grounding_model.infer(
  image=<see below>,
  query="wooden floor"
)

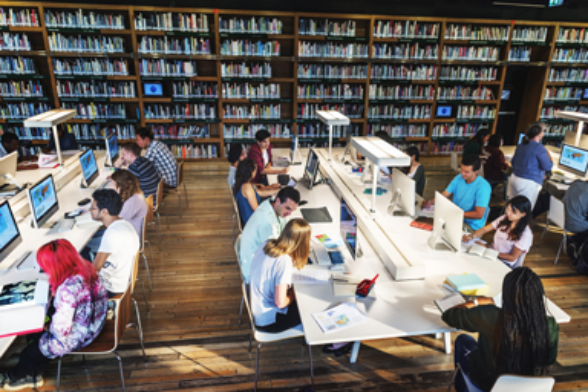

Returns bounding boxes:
[2,158,588,391]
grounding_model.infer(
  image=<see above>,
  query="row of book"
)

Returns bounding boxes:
[220,40,280,57]
[134,12,210,32]
[298,42,368,58]
[439,66,498,81]
[61,103,127,119]
[298,103,363,118]
[221,62,271,78]
[168,144,218,159]
[173,82,217,98]
[0,56,36,74]
[552,48,588,63]
[1,33,30,51]
[56,81,136,98]
[368,85,435,100]
[223,104,280,119]
[544,124,574,136]
[139,37,210,54]
[544,87,584,100]
[368,124,427,138]
[152,125,209,139]
[19,146,42,156]
[297,84,364,99]
[456,105,496,119]
[45,9,125,29]
[48,34,124,53]
[512,27,548,42]
[223,124,292,139]
[0,8,39,26]
[298,64,368,79]
[54,58,129,76]
[66,124,135,140]
[432,123,485,138]
[557,28,588,44]
[431,141,464,154]
[508,47,531,62]
[365,138,428,154]
[0,103,51,119]
[367,104,431,119]
[144,104,216,119]
[372,43,438,60]
[373,21,439,39]
[548,68,588,82]
[140,59,197,77]
[371,64,437,81]
[219,17,282,34]
[222,83,280,99]
[297,124,359,138]
[540,106,588,118]
[444,24,509,41]
[437,86,495,100]
[442,46,500,61]
[3,126,47,140]
[0,80,43,97]
[299,19,356,37]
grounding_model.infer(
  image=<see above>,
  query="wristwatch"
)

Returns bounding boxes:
[473,298,479,307]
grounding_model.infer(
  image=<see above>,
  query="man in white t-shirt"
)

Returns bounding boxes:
[89,189,140,297]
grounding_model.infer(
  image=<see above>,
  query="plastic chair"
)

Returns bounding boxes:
[164,160,188,219]
[491,374,555,391]
[241,282,313,391]
[230,183,243,243]
[540,195,569,265]
[234,235,245,326]
[140,195,154,292]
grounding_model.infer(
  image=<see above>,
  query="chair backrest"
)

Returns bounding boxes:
[154,178,165,212]
[241,282,256,332]
[145,195,154,226]
[548,195,566,230]
[451,151,461,172]
[113,282,133,348]
[231,185,243,233]
[177,160,184,188]
[131,251,140,294]
[490,375,555,392]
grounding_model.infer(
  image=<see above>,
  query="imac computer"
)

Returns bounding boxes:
[388,168,416,217]
[26,174,59,229]
[341,198,360,260]
[0,152,23,194]
[427,191,464,252]
[558,144,588,177]
[300,148,321,190]
[0,200,22,262]
[105,133,119,167]
[79,149,100,188]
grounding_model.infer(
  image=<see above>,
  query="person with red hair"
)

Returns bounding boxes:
[1,239,108,391]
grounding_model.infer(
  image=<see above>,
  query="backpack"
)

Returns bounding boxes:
[572,236,588,275]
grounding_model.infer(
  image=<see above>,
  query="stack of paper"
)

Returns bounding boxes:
[312,302,367,334]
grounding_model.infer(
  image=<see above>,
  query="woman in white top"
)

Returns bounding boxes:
[227,143,247,188]
[249,218,311,333]
[109,169,148,238]
[465,195,533,268]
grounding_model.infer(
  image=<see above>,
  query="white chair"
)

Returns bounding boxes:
[540,195,570,265]
[491,374,555,391]
[241,282,313,391]
[448,152,461,184]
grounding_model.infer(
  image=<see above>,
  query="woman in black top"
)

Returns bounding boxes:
[463,128,491,159]
[402,146,426,197]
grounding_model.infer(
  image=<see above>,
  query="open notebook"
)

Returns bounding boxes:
[467,243,499,261]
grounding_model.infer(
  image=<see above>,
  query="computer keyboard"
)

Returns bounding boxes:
[16,251,37,271]
[97,179,111,190]
[48,218,75,234]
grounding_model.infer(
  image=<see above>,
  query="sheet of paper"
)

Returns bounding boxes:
[292,269,330,284]
[288,178,297,187]
[333,282,357,297]
[312,302,367,334]
[434,293,465,313]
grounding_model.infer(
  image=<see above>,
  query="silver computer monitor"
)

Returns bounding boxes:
[340,198,358,260]
[26,174,59,229]
[428,191,464,252]
[0,200,22,262]
[0,152,22,190]
[389,168,416,217]
[79,149,99,187]
[105,133,119,167]
[559,143,588,177]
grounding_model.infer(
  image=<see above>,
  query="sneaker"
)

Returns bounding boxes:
[4,375,43,391]
[0,373,8,387]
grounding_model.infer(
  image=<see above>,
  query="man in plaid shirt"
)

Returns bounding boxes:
[135,127,178,187]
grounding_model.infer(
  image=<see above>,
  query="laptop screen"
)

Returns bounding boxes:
[559,144,588,176]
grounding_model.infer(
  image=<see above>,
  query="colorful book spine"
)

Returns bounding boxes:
[45,9,125,29]
[0,80,43,97]
[138,36,210,54]
[172,82,217,98]
[439,66,498,81]
[56,81,136,98]
[437,86,494,100]
[512,27,548,42]
[222,83,280,99]
[139,59,197,76]
[135,12,209,32]
[298,64,368,79]
[297,103,363,118]
[221,62,271,78]
[297,124,359,138]
[368,124,427,138]
[0,33,31,51]
[369,84,435,100]
[0,56,36,74]
[372,43,438,59]
[0,103,52,119]
[444,24,509,41]
[152,125,209,139]
[223,104,281,119]
[224,124,291,139]
[144,104,216,119]
[220,40,280,56]
[370,64,437,80]
[297,84,363,99]
[442,46,500,61]
[373,20,439,38]
[298,41,368,58]
[61,102,127,119]
[368,104,431,119]
[53,58,129,75]
[0,8,39,27]
[299,19,356,36]
[219,17,283,34]
[48,33,124,53]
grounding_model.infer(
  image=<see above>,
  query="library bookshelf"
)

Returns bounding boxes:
[0,2,583,160]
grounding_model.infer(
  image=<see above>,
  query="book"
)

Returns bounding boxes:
[0,279,49,311]
[434,292,466,313]
[467,243,499,261]
[445,273,488,295]
[312,302,367,333]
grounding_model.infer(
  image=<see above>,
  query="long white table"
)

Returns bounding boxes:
[282,147,570,363]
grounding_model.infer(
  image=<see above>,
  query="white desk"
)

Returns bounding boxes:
[285,148,570,363]
[0,154,110,358]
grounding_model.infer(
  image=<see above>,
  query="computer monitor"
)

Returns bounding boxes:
[501,90,511,100]
[340,198,357,260]
[0,200,22,262]
[26,174,59,229]
[427,191,464,252]
[389,168,416,217]
[143,82,163,97]
[436,105,452,118]
[559,144,588,177]
[0,151,22,190]
[105,133,119,166]
[304,148,320,189]
[79,149,99,187]
[518,133,526,145]
[584,88,588,99]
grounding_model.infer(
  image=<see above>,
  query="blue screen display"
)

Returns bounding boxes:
[436,105,452,118]
[79,149,98,183]
[143,83,163,96]
[108,134,118,160]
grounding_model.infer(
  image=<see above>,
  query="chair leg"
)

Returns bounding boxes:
[155,213,162,249]
[142,253,152,292]
[140,279,150,312]
[113,351,126,392]
[254,343,262,392]
[232,213,236,244]
[238,295,244,326]
[540,221,549,241]
[555,237,565,265]
[56,357,62,392]
[248,334,253,353]
[146,240,155,272]
[131,299,146,357]
[183,183,189,208]
[308,344,314,387]
[177,191,182,219]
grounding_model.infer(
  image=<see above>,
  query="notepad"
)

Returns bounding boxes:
[467,243,499,261]
[434,292,466,313]
[445,273,488,295]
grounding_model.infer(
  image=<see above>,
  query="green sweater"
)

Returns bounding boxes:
[442,305,559,391]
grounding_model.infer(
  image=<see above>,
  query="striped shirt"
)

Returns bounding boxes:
[127,157,161,205]
[145,140,178,187]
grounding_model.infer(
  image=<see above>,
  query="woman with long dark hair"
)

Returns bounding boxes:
[233,158,279,225]
[465,195,533,268]
[483,134,510,188]
[443,267,559,392]
[402,146,426,197]
[227,143,247,187]
[463,128,491,159]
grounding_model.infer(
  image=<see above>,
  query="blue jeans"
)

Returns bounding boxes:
[454,334,479,392]
[81,229,105,261]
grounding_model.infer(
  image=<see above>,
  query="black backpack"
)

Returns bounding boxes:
[572,237,588,275]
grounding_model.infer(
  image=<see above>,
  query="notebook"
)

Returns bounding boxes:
[445,273,488,295]
[301,207,333,223]
[467,243,499,261]
[434,292,466,313]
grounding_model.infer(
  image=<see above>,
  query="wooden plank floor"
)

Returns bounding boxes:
[2,158,588,391]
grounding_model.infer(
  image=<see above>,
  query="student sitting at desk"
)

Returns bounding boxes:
[483,134,510,189]
[464,196,533,268]
[1,239,107,391]
[250,218,311,333]
[442,267,559,392]
[233,159,280,226]
[135,127,178,187]
[563,180,588,256]
[227,142,247,188]
[423,155,491,232]
[41,128,78,153]
[508,122,553,208]
[248,129,288,185]
[0,132,19,158]
[462,128,490,159]
[239,187,300,284]
[402,146,426,197]
[109,170,148,238]
[118,143,161,205]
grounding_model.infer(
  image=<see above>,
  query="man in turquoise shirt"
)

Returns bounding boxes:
[424,154,491,231]
[238,187,300,283]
